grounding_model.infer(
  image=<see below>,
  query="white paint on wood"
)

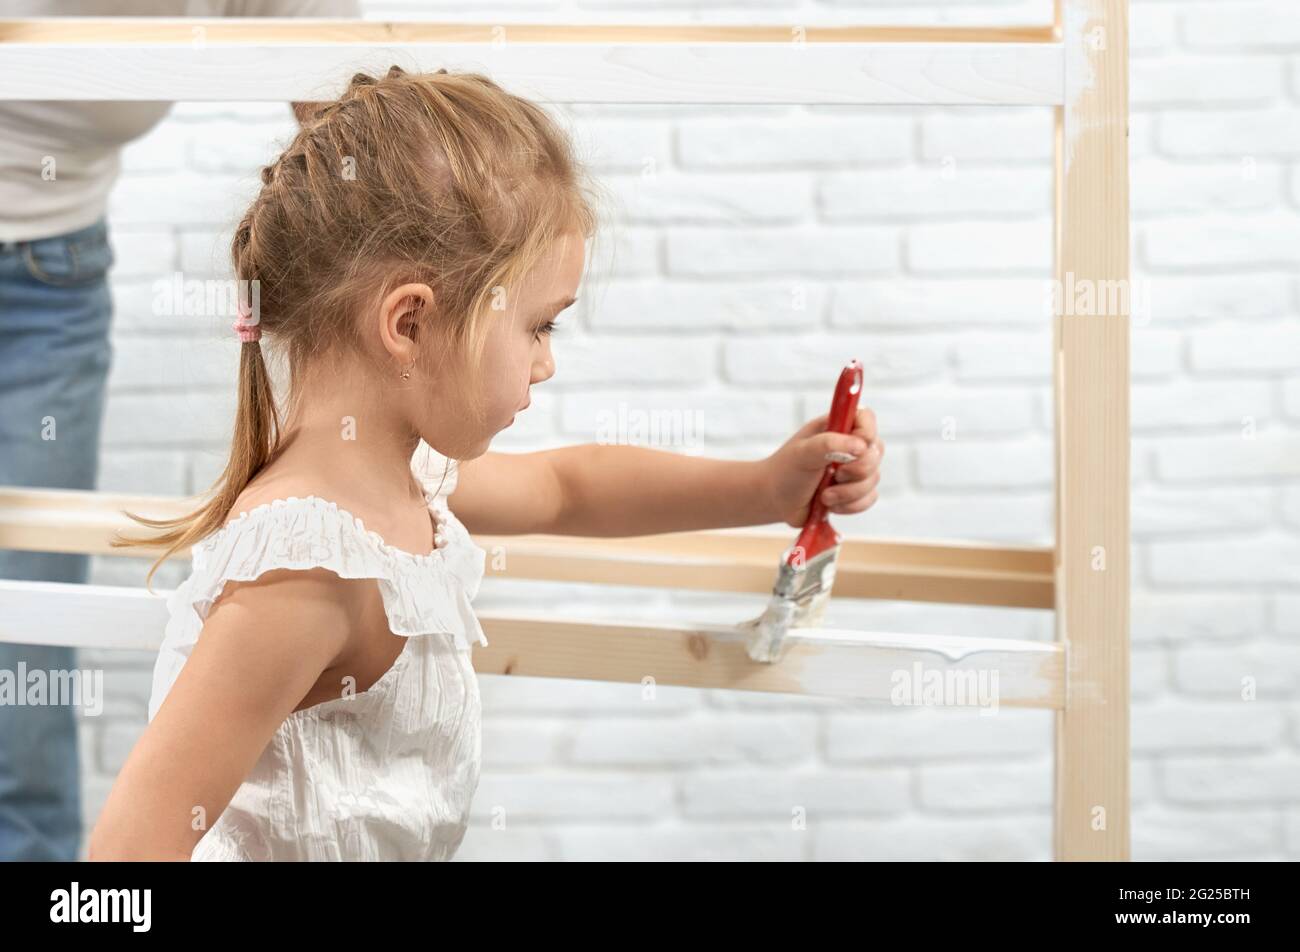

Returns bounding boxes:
[0,40,1065,105]
[0,580,1065,707]
[1061,0,1099,175]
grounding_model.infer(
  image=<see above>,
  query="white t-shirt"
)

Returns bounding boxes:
[0,0,361,243]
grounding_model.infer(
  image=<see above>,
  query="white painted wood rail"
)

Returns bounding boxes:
[0,580,1065,709]
[0,0,1129,860]
[0,20,1065,105]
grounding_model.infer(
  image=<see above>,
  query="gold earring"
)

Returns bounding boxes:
[400,359,414,380]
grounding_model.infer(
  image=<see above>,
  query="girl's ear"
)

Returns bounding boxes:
[396,301,421,344]
[383,282,435,349]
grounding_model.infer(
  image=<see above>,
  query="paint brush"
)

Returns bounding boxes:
[744,359,863,663]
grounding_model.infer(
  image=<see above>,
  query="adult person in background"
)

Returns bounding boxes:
[0,0,361,862]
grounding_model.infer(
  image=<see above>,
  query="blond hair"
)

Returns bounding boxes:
[113,65,601,589]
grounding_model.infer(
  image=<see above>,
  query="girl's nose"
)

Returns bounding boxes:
[532,353,555,384]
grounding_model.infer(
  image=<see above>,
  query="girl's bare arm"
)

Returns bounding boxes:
[452,446,774,537]
[449,409,881,537]
[88,567,356,861]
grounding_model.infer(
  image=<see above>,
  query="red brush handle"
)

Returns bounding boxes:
[786,359,863,566]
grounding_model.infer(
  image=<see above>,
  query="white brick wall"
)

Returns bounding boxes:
[71,0,1300,861]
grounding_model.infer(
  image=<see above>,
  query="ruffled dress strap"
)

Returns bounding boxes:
[166,489,488,653]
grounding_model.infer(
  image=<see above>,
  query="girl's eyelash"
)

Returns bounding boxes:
[535,320,558,338]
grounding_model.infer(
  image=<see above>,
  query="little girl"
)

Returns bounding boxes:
[88,66,883,861]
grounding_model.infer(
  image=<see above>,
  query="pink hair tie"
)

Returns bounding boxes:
[232,299,261,343]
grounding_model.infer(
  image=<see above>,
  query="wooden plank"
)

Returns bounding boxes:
[0,487,1054,608]
[0,580,1065,708]
[477,531,1054,608]
[1052,0,1131,861]
[477,616,1064,708]
[0,18,1065,105]
[0,20,1059,45]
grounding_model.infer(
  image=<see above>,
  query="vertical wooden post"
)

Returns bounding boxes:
[1052,0,1131,860]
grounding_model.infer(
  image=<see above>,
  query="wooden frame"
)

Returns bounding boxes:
[0,20,1065,105]
[0,0,1129,861]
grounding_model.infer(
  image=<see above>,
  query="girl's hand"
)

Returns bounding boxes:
[758,408,884,529]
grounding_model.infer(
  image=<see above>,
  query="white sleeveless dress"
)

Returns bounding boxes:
[146,445,489,862]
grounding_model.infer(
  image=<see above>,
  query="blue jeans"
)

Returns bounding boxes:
[0,217,114,861]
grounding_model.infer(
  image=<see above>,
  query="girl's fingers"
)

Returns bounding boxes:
[798,406,877,444]
[834,454,877,481]
[822,470,881,505]
[833,440,882,481]
[795,412,831,438]
[826,489,879,515]
[816,432,868,467]
[853,408,878,442]
[848,426,880,449]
